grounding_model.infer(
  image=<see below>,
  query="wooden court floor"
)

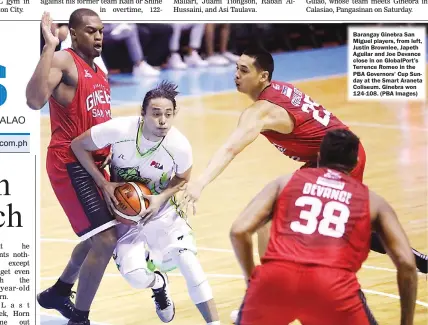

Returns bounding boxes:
[40,74,428,325]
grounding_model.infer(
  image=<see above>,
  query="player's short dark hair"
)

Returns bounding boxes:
[141,80,179,115]
[319,129,359,172]
[69,8,99,30]
[242,46,274,81]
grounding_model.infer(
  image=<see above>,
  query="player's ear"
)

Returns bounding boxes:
[69,28,77,39]
[261,70,269,83]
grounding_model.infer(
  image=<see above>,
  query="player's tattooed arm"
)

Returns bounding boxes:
[230,174,291,282]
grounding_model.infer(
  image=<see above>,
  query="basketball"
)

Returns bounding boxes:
[113,182,151,223]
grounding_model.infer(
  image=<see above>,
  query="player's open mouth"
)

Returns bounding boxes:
[94,44,102,52]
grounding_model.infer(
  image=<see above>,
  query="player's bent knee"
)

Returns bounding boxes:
[122,268,155,289]
[174,250,213,304]
[189,278,213,305]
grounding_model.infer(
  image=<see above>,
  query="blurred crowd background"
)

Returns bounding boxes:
[43,23,422,77]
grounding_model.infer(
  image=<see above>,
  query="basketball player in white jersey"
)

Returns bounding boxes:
[70,81,221,325]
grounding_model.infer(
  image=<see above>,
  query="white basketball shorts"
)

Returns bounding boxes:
[113,208,196,274]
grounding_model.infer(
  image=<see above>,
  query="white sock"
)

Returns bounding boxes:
[207,322,220,325]
[151,272,165,290]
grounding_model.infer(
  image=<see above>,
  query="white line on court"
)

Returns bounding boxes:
[40,237,426,276]
[362,290,428,308]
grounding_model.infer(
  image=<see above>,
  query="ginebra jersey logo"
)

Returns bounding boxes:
[273,142,300,161]
[84,69,92,78]
[324,169,342,180]
[86,89,111,118]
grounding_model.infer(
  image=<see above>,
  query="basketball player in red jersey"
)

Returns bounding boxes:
[26,10,119,325]
[230,129,417,325]
[181,46,428,275]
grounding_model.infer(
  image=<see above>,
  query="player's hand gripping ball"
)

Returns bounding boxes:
[112,182,151,225]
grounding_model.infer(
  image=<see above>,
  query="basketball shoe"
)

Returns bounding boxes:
[151,271,175,323]
[37,286,75,319]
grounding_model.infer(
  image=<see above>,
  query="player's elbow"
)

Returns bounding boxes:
[230,221,247,239]
[25,90,47,110]
[70,136,88,155]
[396,253,417,274]
[391,244,417,274]
[70,137,82,155]
[26,97,45,110]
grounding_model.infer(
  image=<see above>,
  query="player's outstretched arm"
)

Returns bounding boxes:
[198,103,267,187]
[230,175,290,282]
[26,12,63,110]
[181,102,269,213]
[370,191,417,325]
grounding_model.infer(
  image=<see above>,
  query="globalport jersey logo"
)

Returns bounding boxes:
[0,65,6,107]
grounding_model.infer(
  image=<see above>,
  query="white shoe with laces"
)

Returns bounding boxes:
[151,271,175,323]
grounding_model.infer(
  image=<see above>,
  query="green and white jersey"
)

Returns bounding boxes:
[90,116,192,219]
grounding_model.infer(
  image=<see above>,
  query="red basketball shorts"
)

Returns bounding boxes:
[236,261,378,325]
[301,142,366,182]
[46,149,117,240]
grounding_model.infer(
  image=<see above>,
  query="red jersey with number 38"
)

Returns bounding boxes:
[259,81,348,163]
[262,168,371,273]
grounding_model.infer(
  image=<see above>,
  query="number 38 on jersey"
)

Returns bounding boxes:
[290,196,350,239]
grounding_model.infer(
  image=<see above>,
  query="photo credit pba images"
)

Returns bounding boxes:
[0,2,427,325]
